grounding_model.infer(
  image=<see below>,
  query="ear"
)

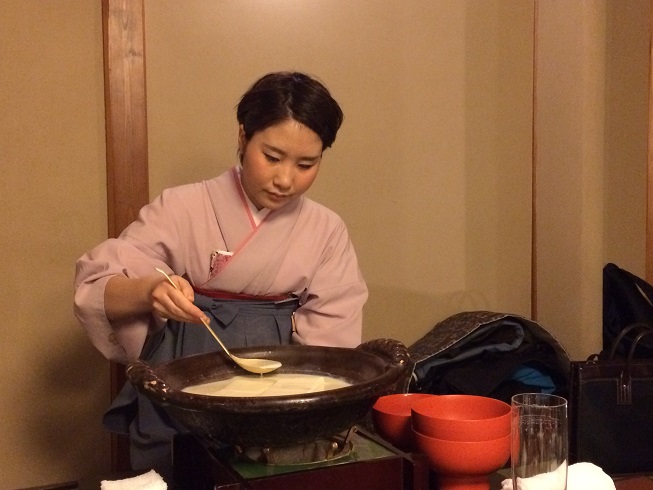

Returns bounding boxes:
[238,125,247,154]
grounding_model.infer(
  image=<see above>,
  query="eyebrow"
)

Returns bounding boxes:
[262,143,322,162]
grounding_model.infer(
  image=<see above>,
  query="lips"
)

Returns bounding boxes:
[267,191,290,201]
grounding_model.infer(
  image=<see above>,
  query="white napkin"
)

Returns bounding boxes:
[501,462,615,490]
[100,469,168,490]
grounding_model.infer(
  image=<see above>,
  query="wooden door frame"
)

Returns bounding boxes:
[645,0,653,283]
[531,0,539,319]
[102,0,148,471]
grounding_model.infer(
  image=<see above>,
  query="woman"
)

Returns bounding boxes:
[74,72,368,474]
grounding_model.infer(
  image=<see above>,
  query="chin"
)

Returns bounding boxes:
[266,202,290,212]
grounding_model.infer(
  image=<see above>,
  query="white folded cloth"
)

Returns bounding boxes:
[501,462,615,490]
[100,469,168,490]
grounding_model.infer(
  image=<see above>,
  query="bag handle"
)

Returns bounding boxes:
[626,329,653,362]
[609,322,653,359]
[618,329,653,404]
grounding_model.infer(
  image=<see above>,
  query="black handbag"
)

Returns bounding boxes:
[603,262,653,356]
[569,323,653,476]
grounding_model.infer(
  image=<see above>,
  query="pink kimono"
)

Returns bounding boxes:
[75,166,368,472]
[74,166,368,364]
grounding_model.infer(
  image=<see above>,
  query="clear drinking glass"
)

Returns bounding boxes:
[511,393,568,490]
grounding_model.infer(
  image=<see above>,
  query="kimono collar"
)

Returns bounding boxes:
[235,165,270,226]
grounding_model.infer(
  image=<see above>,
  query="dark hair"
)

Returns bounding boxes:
[236,72,344,150]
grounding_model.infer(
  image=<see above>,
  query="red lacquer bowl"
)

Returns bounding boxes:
[411,394,510,442]
[413,427,511,490]
[371,393,433,450]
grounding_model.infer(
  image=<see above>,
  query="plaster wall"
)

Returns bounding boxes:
[145,0,535,348]
[1,1,110,487]
[534,1,650,359]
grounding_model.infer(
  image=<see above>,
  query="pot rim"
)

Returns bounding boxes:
[128,342,409,413]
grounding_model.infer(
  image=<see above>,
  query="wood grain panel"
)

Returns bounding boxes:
[648,0,653,282]
[103,0,149,237]
[102,0,148,471]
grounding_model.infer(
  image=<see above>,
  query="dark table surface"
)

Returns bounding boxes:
[22,473,653,490]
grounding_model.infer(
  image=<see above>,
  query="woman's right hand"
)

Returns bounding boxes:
[104,273,208,325]
[150,273,207,324]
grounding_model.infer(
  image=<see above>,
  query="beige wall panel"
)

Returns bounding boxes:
[0,1,110,487]
[604,1,650,271]
[145,0,534,347]
[535,2,604,362]
[535,1,649,360]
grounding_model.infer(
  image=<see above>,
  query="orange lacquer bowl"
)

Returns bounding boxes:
[412,428,510,489]
[371,393,433,450]
[411,394,510,441]
[413,429,510,475]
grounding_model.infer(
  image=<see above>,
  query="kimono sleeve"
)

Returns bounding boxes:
[292,220,368,348]
[73,190,190,363]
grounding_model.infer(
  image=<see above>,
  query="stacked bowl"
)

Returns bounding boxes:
[371,393,432,451]
[372,393,511,490]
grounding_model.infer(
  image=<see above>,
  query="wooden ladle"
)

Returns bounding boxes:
[155,268,282,375]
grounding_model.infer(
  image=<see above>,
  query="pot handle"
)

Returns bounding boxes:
[357,338,410,366]
[126,359,171,400]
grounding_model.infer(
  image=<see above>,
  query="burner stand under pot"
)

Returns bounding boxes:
[235,429,354,466]
[172,426,430,490]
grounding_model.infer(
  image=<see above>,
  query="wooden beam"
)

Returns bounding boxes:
[103,0,149,238]
[101,0,148,471]
[648,0,653,282]
[531,0,539,319]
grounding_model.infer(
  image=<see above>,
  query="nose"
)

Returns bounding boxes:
[272,163,293,191]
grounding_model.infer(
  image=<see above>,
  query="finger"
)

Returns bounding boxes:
[167,276,203,318]
[176,277,196,302]
[152,286,193,321]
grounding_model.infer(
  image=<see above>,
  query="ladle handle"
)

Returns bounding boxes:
[199,316,234,358]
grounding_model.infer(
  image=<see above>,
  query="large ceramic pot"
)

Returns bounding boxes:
[127,338,411,449]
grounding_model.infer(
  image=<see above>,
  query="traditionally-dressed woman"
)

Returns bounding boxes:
[74,72,368,475]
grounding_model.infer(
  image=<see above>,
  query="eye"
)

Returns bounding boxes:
[264,153,280,163]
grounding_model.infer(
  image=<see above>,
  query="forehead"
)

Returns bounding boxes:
[253,119,322,153]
